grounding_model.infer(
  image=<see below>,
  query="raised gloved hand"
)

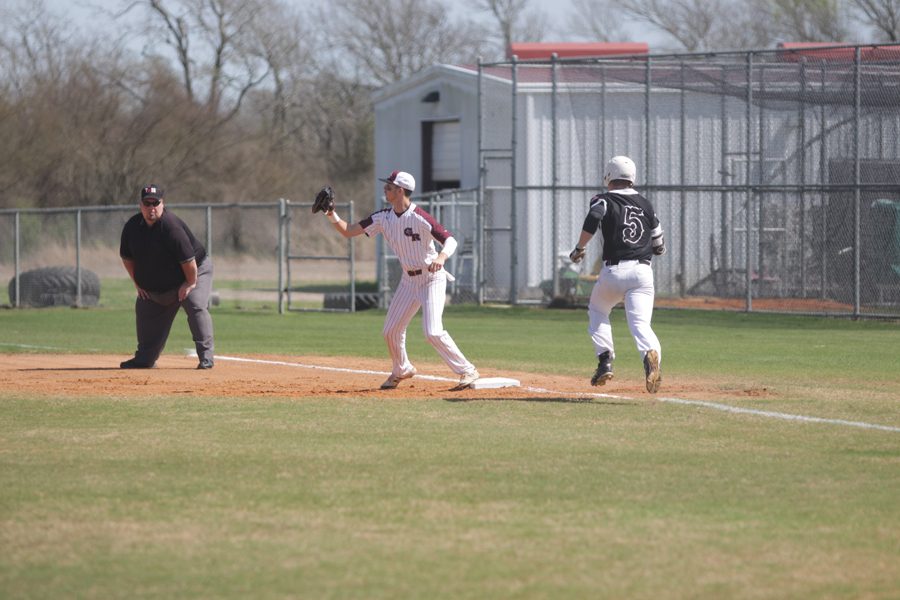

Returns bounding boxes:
[312,186,335,214]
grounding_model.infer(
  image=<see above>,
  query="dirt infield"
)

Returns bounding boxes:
[0,353,767,402]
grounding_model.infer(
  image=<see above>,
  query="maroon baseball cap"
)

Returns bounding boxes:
[140,184,164,201]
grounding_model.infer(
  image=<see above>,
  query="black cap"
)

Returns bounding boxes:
[141,184,164,201]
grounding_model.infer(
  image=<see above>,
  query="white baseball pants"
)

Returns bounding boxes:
[382,270,475,376]
[587,260,661,363]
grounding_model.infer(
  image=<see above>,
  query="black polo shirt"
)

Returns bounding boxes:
[120,210,207,292]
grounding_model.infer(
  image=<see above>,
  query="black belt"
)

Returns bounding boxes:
[605,258,651,266]
[407,269,423,276]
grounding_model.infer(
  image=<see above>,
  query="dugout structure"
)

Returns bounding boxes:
[374,42,900,317]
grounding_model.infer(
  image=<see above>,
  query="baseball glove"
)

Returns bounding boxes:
[312,186,335,214]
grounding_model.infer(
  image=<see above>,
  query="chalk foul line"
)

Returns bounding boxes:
[214,355,900,433]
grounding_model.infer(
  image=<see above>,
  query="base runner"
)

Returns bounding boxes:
[314,170,480,390]
[569,156,665,393]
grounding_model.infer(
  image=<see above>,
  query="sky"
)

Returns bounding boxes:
[40,0,627,47]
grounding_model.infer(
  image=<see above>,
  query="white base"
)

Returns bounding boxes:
[470,377,520,390]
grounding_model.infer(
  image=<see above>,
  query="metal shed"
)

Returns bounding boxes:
[374,44,900,317]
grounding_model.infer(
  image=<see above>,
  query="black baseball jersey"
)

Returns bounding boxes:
[120,210,207,292]
[581,189,662,262]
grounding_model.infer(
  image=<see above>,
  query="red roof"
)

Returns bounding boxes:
[777,42,900,62]
[508,42,649,60]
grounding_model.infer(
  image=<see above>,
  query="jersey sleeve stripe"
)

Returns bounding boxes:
[413,206,451,244]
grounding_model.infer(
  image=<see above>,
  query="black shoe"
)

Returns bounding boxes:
[591,351,614,386]
[197,358,214,370]
[120,358,154,369]
[644,349,661,393]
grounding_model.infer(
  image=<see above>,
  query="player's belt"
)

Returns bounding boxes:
[605,258,651,266]
[407,269,423,276]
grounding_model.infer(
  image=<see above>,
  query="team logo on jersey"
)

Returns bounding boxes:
[403,227,421,241]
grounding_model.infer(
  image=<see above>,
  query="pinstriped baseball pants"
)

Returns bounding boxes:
[382,270,475,377]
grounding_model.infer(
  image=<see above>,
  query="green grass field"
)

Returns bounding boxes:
[1,291,899,598]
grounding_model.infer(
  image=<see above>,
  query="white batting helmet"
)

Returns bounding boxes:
[603,155,637,187]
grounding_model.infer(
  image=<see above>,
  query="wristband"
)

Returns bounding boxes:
[327,211,340,224]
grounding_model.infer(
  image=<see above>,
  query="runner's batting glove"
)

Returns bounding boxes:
[312,186,335,214]
[569,246,586,263]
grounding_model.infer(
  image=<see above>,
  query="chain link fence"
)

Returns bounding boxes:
[0,201,370,311]
[478,44,900,317]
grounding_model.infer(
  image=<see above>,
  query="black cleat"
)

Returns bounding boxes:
[197,358,214,370]
[644,349,661,393]
[591,351,614,386]
[120,358,155,369]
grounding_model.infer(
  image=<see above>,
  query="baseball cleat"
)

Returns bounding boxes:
[453,369,480,390]
[380,368,416,390]
[591,351,613,386]
[196,358,214,370]
[644,349,661,393]
[120,358,155,369]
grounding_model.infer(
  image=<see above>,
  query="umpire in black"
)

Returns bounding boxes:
[119,184,215,369]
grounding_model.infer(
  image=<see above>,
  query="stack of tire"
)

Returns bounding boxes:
[7,266,101,307]
[323,292,379,311]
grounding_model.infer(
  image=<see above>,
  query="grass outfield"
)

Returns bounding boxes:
[1,303,899,598]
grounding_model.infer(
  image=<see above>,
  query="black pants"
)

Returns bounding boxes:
[132,259,214,365]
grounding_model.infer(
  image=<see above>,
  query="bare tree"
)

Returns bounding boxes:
[121,0,272,118]
[566,0,850,51]
[565,0,622,42]
[611,0,777,51]
[849,0,900,41]
[327,0,489,86]
[469,0,549,56]
[766,0,850,42]
[245,2,314,142]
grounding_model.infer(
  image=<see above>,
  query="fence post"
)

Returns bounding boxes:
[745,51,754,312]
[476,57,485,305]
[819,61,828,301]
[510,54,519,305]
[720,65,730,284]
[757,63,767,297]
[349,200,356,313]
[799,58,807,297]
[14,211,20,308]
[206,205,213,258]
[278,198,286,315]
[645,56,652,189]
[75,209,82,308]
[551,53,560,299]
[679,61,687,297]
[853,46,862,318]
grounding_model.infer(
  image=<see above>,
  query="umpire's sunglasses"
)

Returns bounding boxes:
[141,198,162,207]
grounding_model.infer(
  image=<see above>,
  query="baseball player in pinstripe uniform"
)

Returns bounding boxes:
[569,156,665,393]
[321,170,480,390]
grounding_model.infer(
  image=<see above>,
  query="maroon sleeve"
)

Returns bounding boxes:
[360,208,390,231]
[413,206,452,244]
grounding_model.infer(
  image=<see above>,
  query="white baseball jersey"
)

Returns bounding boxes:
[360,203,450,272]
[359,203,475,377]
